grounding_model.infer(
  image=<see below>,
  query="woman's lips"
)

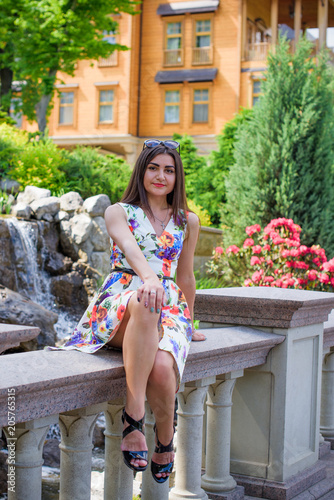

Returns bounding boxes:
[153,183,165,187]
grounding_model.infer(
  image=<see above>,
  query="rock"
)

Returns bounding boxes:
[90,252,110,276]
[60,191,83,213]
[11,202,33,219]
[93,425,105,449]
[17,186,51,205]
[30,196,60,220]
[0,220,17,290]
[44,252,72,276]
[50,271,88,315]
[0,449,7,494]
[0,178,20,194]
[59,220,79,260]
[83,194,111,217]
[0,285,58,348]
[54,210,69,222]
[69,213,93,245]
[42,439,60,468]
[91,216,110,252]
[42,213,54,222]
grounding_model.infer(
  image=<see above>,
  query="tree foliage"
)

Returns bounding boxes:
[223,36,334,256]
[0,0,138,131]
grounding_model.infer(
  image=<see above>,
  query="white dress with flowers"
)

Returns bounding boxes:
[52,203,192,389]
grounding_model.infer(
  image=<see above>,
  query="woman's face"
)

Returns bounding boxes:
[143,153,176,199]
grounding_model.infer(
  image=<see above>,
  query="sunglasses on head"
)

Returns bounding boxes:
[143,139,180,154]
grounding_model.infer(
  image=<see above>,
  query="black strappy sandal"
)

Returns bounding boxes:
[151,424,175,483]
[121,409,148,472]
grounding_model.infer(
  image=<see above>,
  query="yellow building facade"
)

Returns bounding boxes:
[21,0,334,163]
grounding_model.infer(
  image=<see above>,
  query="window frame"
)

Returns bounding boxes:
[250,76,265,107]
[189,82,213,128]
[95,84,118,128]
[163,16,184,67]
[161,85,183,127]
[192,14,214,66]
[56,87,78,128]
[98,29,119,67]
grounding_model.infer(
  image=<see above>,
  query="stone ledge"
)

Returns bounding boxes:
[0,323,40,354]
[324,311,334,349]
[195,288,334,329]
[0,326,284,426]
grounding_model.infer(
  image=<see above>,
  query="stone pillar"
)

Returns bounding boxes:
[170,377,215,500]
[320,349,334,448]
[141,401,169,500]
[318,0,328,49]
[201,371,244,499]
[104,398,133,500]
[59,404,105,500]
[4,415,58,500]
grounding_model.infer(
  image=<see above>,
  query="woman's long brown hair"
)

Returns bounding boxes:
[121,145,189,227]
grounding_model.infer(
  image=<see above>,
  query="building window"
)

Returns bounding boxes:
[59,91,74,125]
[99,89,114,123]
[252,80,262,106]
[10,98,22,128]
[164,90,180,123]
[193,89,209,123]
[98,30,118,67]
[193,19,212,64]
[164,21,183,66]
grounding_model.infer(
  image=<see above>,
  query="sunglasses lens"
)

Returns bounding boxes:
[145,139,161,148]
[164,140,179,150]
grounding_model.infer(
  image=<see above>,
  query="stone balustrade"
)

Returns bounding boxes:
[1,287,334,500]
[0,324,40,354]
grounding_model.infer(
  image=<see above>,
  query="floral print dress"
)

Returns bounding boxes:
[51,203,192,389]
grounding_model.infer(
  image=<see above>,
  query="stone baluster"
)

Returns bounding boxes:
[4,415,58,500]
[59,404,105,500]
[201,371,244,499]
[104,399,133,500]
[320,348,334,449]
[170,377,215,500]
[141,401,170,500]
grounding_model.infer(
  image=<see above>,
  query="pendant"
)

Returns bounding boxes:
[161,223,166,230]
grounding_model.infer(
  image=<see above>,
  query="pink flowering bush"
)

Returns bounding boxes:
[206,218,334,291]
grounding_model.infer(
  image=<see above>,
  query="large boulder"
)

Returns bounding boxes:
[0,285,58,348]
[0,220,17,291]
[11,202,32,219]
[91,216,110,252]
[50,271,89,316]
[83,194,111,217]
[60,191,83,214]
[44,251,72,276]
[17,186,51,205]
[0,178,20,194]
[30,196,60,220]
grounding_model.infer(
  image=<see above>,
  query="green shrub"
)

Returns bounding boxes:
[0,123,26,179]
[60,146,132,204]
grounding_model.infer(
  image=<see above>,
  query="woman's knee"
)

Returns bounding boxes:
[148,351,175,388]
[128,295,160,328]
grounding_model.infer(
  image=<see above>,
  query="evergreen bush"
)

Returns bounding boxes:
[223,36,334,256]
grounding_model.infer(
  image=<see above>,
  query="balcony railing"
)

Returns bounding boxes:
[98,51,118,67]
[245,41,271,61]
[1,287,334,500]
[192,46,213,65]
[163,49,183,67]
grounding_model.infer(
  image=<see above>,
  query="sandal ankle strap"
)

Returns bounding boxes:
[122,409,145,438]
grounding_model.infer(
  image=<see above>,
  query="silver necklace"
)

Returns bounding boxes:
[152,210,169,230]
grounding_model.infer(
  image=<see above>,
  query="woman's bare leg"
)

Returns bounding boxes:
[107,293,160,468]
[146,350,177,479]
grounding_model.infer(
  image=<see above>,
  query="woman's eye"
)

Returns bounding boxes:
[166,169,175,174]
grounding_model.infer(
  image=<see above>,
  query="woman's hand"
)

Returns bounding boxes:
[192,330,207,341]
[137,276,166,313]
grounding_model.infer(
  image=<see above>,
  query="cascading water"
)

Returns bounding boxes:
[5,217,76,339]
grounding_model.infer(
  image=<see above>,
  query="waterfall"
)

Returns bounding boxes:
[6,217,76,339]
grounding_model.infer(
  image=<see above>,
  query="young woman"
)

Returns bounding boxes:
[55,139,206,482]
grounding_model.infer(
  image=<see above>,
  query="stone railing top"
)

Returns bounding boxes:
[0,323,40,354]
[324,310,334,349]
[0,326,284,426]
[195,287,334,329]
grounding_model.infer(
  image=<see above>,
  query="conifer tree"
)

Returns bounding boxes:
[223,36,334,256]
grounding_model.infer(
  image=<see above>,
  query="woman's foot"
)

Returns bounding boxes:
[192,330,207,341]
[151,425,175,482]
[121,409,148,471]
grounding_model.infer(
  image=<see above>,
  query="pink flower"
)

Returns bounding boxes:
[264,276,274,283]
[280,249,290,258]
[318,273,330,284]
[299,245,308,255]
[252,245,262,254]
[275,279,283,287]
[244,279,253,287]
[266,259,274,268]
[226,245,239,254]
[322,258,334,273]
[250,256,261,266]
[286,261,294,268]
[295,261,309,270]
[245,224,261,237]
[252,270,263,283]
[331,278,334,287]
[215,246,224,255]
[290,249,300,257]
[297,278,308,286]
[308,270,317,281]
[313,257,321,267]
[263,244,270,251]
[243,238,254,248]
